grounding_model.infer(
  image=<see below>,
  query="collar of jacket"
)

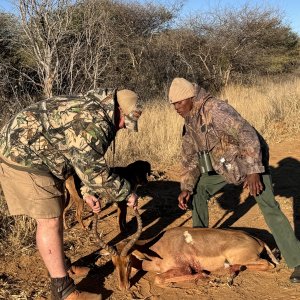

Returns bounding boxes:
[186,86,212,119]
[84,88,117,122]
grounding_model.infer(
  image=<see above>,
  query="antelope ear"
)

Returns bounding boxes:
[132,249,150,260]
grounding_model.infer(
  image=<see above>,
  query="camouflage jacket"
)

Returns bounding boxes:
[181,87,268,192]
[0,89,131,202]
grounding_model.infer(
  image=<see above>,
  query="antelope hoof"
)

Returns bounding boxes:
[227,277,234,286]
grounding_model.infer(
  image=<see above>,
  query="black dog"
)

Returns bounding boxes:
[112,160,151,190]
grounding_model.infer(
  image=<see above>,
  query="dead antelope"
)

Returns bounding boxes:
[63,160,151,230]
[94,210,278,290]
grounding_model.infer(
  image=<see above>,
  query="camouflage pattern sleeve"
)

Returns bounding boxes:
[181,125,201,193]
[212,101,265,174]
[64,110,131,203]
[0,91,132,202]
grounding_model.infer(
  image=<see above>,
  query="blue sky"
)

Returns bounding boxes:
[1,0,299,33]
[181,0,300,34]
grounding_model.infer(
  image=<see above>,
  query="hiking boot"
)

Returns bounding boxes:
[51,275,76,299]
[290,265,300,283]
[65,255,90,278]
[51,275,101,300]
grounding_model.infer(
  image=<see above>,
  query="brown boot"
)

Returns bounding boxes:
[65,255,90,278]
[51,275,101,300]
[51,275,76,299]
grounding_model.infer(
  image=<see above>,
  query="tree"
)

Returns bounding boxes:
[179,5,300,87]
[1,1,298,104]
[0,12,37,122]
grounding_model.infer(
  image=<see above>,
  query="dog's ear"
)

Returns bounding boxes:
[145,162,151,175]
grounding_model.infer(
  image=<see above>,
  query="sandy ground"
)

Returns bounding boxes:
[1,135,300,300]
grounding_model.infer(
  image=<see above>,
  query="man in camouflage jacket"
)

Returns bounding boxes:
[0,88,142,299]
[168,77,300,283]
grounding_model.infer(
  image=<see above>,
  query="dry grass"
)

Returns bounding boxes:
[110,76,300,168]
[0,76,300,255]
[106,100,184,169]
[221,76,300,142]
[0,196,36,255]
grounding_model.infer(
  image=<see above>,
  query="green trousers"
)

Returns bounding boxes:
[192,173,300,268]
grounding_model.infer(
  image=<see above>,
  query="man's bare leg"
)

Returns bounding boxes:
[36,216,67,277]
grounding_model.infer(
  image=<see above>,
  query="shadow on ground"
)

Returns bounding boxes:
[70,157,300,296]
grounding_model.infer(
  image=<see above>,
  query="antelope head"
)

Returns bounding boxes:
[93,208,143,290]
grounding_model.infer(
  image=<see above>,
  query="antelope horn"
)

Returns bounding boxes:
[120,208,143,257]
[93,213,118,256]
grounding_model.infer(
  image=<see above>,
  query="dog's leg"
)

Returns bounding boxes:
[117,200,127,233]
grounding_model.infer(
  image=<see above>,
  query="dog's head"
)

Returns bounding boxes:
[126,160,151,187]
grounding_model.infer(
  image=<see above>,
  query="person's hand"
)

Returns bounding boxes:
[84,194,101,213]
[127,193,139,210]
[178,190,191,210]
[243,173,264,196]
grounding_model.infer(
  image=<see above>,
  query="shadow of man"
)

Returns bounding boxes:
[270,157,300,239]
[107,179,184,243]
[208,156,300,239]
[211,184,257,229]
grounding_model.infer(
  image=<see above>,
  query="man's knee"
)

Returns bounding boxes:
[36,217,62,229]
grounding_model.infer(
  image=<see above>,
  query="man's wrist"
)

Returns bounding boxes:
[126,192,137,201]
[83,194,96,202]
[82,194,89,201]
[181,189,193,195]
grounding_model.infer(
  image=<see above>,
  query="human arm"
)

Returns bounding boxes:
[65,110,131,204]
[211,101,265,176]
[84,194,101,213]
[178,190,191,210]
[243,173,264,196]
[178,124,200,210]
[84,190,138,213]
[126,192,139,209]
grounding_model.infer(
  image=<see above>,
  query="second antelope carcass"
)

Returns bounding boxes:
[93,210,278,290]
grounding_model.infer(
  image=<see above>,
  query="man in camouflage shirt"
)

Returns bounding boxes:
[0,88,142,299]
[168,77,300,283]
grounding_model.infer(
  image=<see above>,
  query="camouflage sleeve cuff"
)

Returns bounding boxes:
[80,185,93,200]
[180,182,194,195]
[246,165,265,174]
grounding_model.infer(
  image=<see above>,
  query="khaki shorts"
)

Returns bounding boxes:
[0,156,64,219]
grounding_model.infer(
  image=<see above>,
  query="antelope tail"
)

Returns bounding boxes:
[263,242,279,266]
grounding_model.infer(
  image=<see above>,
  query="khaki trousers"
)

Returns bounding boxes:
[0,155,64,219]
